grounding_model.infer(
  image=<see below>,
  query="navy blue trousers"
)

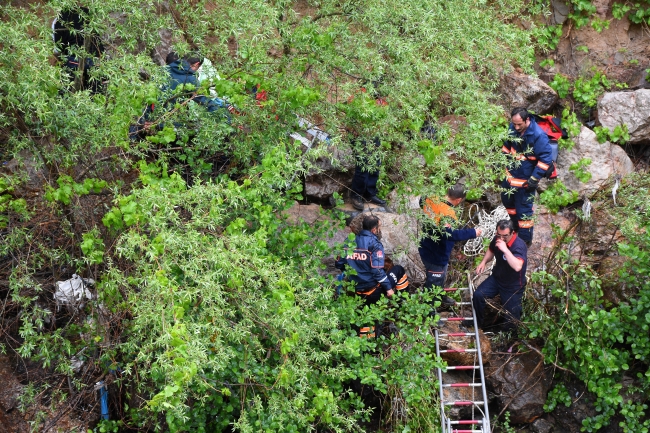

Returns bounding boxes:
[501,181,535,243]
[351,138,381,198]
[351,162,380,198]
[473,275,524,332]
[423,263,448,289]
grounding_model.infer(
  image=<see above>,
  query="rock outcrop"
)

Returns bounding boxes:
[499,71,559,114]
[556,126,634,195]
[598,89,650,144]
[486,349,551,424]
[304,147,355,201]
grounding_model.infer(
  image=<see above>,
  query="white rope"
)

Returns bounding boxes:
[463,205,510,256]
[612,174,621,206]
[581,197,592,221]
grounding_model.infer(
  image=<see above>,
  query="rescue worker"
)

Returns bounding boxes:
[347,89,388,211]
[464,219,527,334]
[129,52,231,141]
[384,256,410,294]
[335,215,394,338]
[501,107,554,244]
[165,52,228,113]
[419,185,482,300]
[52,6,104,92]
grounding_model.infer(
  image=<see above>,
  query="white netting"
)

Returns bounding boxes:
[463,205,510,256]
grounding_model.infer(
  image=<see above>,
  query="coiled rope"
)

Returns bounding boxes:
[463,204,510,256]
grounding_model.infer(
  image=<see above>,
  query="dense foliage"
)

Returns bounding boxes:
[527,174,650,432]
[2,0,648,432]
[0,0,536,431]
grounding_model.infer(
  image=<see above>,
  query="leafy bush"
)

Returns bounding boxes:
[573,71,611,109]
[550,74,571,99]
[569,158,592,183]
[539,180,579,213]
[533,24,563,51]
[594,124,630,145]
[528,175,650,432]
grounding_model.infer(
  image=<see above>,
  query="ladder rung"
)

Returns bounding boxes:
[439,317,473,322]
[445,401,485,406]
[442,383,482,388]
[439,332,475,337]
[446,365,479,370]
[444,287,470,292]
[450,420,483,425]
[439,349,477,353]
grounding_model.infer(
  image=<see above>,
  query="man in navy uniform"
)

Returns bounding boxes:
[501,107,553,244]
[419,185,482,293]
[465,219,527,333]
[336,215,394,304]
[335,215,393,338]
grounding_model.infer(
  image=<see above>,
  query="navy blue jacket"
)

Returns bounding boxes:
[419,225,477,268]
[335,230,391,292]
[166,60,226,113]
[503,117,553,184]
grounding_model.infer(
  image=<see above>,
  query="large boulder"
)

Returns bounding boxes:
[498,71,559,114]
[486,349,552,424]
[598,89,650,143]
[557,126,634,195]
[528,206,576,272]
[304,147,355,201]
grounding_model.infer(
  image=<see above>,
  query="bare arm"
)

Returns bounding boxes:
[476,247,495,274]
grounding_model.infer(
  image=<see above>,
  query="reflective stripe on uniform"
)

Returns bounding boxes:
[537,161,550,171]
[519,220,534,228]
[505,169,528,187]
[356,283,379,296]
[396,274,409,291]
[359,326,376,338]
[507,177,527,188]
[506,208,517,215]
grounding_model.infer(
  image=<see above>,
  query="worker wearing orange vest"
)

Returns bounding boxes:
[419,185,482,300]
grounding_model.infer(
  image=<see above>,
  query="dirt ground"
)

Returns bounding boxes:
[0,353,93,433]
[539,7,650,89]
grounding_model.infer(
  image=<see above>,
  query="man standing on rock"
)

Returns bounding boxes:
[335,215,394,338]
[501,107,554,245]
[465,219,527,334]
[419,185,482,301]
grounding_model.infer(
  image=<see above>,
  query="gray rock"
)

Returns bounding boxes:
[486,350,551,424]
[557,126,634,196]
[304,147,355,201]
[531,417,554,433]
[2,150,48,198]
[552,0,570,24]
[499,71,559,114]
[598,89,650,143]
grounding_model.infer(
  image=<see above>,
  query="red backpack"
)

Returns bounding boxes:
[532,114,567,179]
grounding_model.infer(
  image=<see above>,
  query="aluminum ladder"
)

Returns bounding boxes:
[434,278,491,433]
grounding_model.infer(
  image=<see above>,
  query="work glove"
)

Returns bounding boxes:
[525,176,539,193]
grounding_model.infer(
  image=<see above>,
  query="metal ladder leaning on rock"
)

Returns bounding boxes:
[434,276,491,433]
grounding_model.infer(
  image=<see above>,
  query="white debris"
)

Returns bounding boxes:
[54,274,95,309]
